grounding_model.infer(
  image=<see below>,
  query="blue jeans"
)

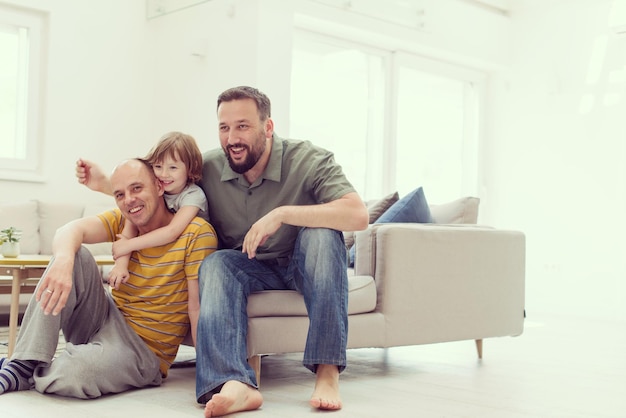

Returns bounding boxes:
[195,228,348,403]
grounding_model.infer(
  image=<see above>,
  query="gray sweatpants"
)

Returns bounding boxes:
[11,247,162,399]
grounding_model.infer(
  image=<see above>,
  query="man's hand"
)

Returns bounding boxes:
[242,208,283,259]
[75,158,112,194]
[35,256,74,316]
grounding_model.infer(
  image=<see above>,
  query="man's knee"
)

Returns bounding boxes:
[73,246,100,279]
[76,245,93,259]
[200,250,241,273]
[295,229,348,277]
[199,250,247,296]
[200,251,236,283]
[298,228,344,252]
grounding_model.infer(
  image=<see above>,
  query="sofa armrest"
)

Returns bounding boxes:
[354,223,498,276]
[353,223,526,345]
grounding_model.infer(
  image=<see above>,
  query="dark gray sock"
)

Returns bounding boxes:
[0,358,37,394]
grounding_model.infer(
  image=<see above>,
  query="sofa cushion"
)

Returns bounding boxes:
[81,204,116,256]
[247,275,376,317]
[429,196,480,224]
[349,187,432,266]
[366,191,400,223]
[39,202,85,255]
[0,200,40,254]
[375,186,433,224]
[344,191,399,249]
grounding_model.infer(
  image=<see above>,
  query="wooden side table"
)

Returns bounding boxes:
[0,255,113,357]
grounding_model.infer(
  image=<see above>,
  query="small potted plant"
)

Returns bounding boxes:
[1,226,22,257]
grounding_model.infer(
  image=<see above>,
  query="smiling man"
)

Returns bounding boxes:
[0,158,217,398]
[195,86,369,417]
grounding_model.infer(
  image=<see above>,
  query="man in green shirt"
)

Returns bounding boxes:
[196,86,368,417]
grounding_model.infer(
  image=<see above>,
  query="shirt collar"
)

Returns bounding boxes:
[220,133,283,186]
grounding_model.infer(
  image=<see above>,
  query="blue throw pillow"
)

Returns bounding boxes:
[349,187,432,266]
[374,186,432,224]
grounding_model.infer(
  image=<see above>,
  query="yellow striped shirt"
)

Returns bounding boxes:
[98,209,217,376]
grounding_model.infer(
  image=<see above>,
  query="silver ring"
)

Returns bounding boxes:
[45,289,53,294]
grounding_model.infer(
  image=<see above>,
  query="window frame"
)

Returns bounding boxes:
[0,5,46,182]
[290,29,392,200]
[391,52,486,201]
[290,27,486,202]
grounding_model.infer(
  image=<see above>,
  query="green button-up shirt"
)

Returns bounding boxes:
[200,134,355,260]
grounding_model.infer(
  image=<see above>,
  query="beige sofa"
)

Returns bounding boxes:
[1,197,526,384]
[246,196,526,382]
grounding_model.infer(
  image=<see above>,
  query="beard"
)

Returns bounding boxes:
[224,132,267,174]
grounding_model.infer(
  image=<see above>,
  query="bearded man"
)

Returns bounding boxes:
[195,86,368,417]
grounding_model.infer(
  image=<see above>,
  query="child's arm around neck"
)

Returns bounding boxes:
[119,205,201,253]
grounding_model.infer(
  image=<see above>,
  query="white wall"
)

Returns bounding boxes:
[1,0,153,205]
[1,0,508,199]
[486,0,626,320]
[146,0,295,147]
[1,0,624,320]
[0,0,296,202]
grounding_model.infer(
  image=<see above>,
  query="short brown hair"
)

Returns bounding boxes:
[144,132,203,184]
[217,86,271,121]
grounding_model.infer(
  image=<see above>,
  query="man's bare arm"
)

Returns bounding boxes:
[37,216,110,315]
[242,192,368,258]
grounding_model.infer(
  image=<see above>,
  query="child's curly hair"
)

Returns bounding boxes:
[144,131,203,184]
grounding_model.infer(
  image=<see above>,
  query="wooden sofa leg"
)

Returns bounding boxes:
[475,339,483,359]
[248,355,261,387]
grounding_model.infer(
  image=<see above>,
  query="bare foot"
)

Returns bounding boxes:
[309,364,342,411]
[204,381,263,417]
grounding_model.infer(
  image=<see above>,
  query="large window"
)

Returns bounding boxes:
[290,34,387,200]
[394,53,483,203]
[290,30,483,204]
[0,5,46,181]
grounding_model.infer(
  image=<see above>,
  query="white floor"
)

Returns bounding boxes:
[1,313,625,417]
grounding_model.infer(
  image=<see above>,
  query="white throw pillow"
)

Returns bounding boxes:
[38,202,84,255]
[429,196,480,224]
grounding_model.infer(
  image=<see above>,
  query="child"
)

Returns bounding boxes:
[108,131,207,289]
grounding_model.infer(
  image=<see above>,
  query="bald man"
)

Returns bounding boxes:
[0,159,217,398]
